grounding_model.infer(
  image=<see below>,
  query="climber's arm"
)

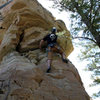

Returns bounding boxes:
[39,39,44,49]
[39,34,48,49]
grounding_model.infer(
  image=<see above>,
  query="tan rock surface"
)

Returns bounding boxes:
[0,0,73,60]
[0,51,90,100]
[0,0,90,100]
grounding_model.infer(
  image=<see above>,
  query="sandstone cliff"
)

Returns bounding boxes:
[0,0,90,100]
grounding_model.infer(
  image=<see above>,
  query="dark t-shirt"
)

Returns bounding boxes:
[43,33,57,45]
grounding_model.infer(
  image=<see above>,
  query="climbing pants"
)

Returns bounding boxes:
[47,44,63,60]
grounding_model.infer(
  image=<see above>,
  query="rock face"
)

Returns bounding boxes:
[0,0,90,100]
[0,0,73,60]
[0,51,90,100]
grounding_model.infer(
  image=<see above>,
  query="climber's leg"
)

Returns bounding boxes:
[46,46,53,73]
[0,88,4,94]
[47,59,52,73]
[52,45,68,63]
[61,53,68,63]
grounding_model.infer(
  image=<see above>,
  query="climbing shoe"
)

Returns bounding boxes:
[62,58,68,63]
[46,67,51,73]
[0,88,4,94]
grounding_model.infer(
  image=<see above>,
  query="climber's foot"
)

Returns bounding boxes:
[62,58,68,63]
[0,88,4,94]
[46,67,51,73]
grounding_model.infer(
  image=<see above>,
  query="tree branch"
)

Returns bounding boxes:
[72,36,97,44]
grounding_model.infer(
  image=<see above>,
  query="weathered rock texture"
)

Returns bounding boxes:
[0,0,90,100]
[0,0,73,60]
[0,51,90,100]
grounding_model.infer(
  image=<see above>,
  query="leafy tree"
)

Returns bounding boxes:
[77,40,100,98]
[48,0,100,98]
[50,0,100,47]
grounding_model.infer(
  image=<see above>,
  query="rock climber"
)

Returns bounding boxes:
[39,27,68,73]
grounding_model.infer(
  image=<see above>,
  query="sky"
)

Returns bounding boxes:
[37,0,100,100]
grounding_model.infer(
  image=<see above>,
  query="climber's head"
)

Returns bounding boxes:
[51,27,57,34]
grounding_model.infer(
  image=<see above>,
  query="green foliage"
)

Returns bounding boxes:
[50,0,100,47]
[56,30,66,36]
[76,40,100,98]
[49,0,100,98]
[93,92,100,98]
